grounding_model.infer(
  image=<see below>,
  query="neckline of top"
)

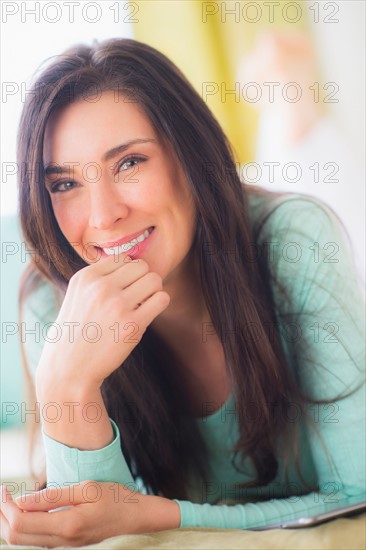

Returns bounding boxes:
[195,392,235,424]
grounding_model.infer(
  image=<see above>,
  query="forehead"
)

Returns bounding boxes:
[43,91,156,164]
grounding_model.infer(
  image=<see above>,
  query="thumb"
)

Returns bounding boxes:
[1,485,15,504]
[15,480,101,511]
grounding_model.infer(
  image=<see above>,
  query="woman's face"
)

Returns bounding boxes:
[43,91,197,284]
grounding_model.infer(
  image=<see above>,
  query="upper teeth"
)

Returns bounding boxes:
[102,229,151,256]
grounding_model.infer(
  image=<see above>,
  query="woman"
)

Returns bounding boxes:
[1,38,365,546]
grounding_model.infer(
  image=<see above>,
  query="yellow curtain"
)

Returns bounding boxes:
[132,1,308,164]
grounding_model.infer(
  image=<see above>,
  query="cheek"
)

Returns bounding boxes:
[52,201,85,245]
[176,191,197,237]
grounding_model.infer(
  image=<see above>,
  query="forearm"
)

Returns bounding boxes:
[36,363,113,450]
[174,491,366,530]
[35,361,136,489]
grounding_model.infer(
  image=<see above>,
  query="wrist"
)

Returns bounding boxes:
[34,364,114,450]
[35,358,101,403]
[143,496,181,532]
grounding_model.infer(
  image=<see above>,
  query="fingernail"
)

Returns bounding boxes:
[15,493,35,503]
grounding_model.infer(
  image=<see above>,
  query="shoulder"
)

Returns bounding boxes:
[245,184,351,248]
[244,185,362,311]
[245,188,365,399]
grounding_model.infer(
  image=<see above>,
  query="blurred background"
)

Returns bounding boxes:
[1,1,365,480]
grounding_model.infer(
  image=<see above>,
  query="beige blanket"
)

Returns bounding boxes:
[1,512,365,550]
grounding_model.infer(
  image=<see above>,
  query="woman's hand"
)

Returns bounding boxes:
[1,481,180,547]
[37,253,170,391]
[34,252,170,450]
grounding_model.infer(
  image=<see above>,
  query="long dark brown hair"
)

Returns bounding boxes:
[18,38,362,500]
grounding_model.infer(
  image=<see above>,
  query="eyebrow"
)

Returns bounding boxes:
[44,138,157,177]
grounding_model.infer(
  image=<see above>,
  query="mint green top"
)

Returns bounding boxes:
[22,190,366,529]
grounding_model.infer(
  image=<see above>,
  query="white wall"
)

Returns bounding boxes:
[254,1,365,281]
[1,0,133,216]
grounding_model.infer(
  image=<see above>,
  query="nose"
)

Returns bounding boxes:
[88,182,129,230]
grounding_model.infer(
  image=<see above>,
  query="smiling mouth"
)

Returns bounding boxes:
[99,227,155,256]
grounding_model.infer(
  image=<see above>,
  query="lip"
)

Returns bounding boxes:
[97,227,156,260]
[98,227,154,248]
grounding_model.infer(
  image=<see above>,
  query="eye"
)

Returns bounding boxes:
[50,181,78,193]
[117,155,146,172]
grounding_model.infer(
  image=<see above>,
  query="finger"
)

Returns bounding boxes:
[1,487,64,537]
[0,509,65,547]
[107,258,150,289]
[122,272,165,310]
[135,290,171,324]
[88,251,137,276]
[15,481,97,512]
[67,254,143,293]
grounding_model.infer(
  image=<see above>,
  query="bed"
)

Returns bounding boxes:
[1,514,366,549]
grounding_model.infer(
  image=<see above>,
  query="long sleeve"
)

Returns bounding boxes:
[41,420,135,488]
[173,194,366,528]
